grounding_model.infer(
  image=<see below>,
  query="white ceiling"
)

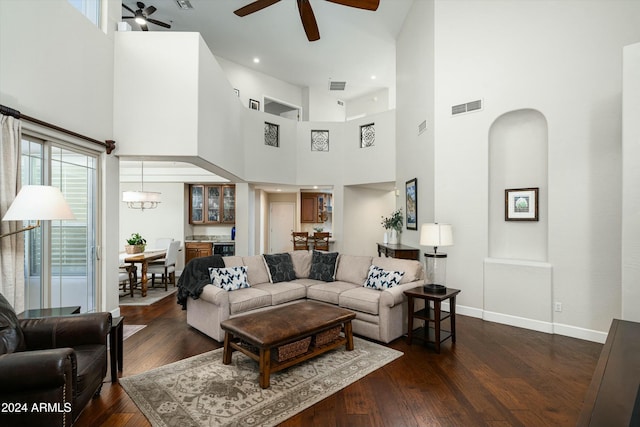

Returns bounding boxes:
[121,0,414,100]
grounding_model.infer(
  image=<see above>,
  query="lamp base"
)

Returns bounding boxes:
[423,284,447,294]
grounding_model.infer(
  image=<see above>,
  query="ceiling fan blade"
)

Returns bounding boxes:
[234,0,281,17]
[144,5,157,16]
[147,18,171,29]
[140,23,149,31]
[297,0,320,41]
[325,0,379,11]
[122,3,135,14]
[122,16,135,19]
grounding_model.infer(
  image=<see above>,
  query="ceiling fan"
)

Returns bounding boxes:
[234,0,379,42]
[122,2,171,31]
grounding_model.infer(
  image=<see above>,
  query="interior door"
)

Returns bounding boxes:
[269,202,295,253]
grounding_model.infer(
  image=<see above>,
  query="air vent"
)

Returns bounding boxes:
[329,81,346,91]
[452,99,483,116]
[175,0,193,9]
[418,120,427,135]
[337,100,344,106]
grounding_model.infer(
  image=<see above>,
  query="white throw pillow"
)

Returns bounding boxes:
[209,266,250,291]
[363,265,405,290]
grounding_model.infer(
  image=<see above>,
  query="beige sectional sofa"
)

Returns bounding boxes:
[185,250,424,343]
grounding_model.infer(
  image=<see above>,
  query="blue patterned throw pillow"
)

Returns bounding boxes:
[263,253,297,283]
[308,250,338,282]
[363,265,405,290]
[208,266,250,291]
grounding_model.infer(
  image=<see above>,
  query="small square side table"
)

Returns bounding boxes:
[404,287,461,353]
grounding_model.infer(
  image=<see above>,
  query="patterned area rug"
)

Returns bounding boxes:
[120,337,402,427]
[119,286,177,306]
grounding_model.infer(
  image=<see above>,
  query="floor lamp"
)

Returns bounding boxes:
[1,185,75,238]
[420,223,453,293]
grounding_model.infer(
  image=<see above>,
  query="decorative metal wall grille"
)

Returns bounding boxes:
[264,122,279,147]
[311,130,329,151]
[360,123,375,148]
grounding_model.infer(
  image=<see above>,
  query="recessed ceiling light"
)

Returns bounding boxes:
[253,57,260,64]
[371,75,377,80]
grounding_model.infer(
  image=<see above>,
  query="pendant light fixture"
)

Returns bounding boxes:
[122,161,161,210]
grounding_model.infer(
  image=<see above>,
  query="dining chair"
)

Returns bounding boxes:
[313,232,330,251]
[292,232,309,250]
[118,265,137,297]
[147,240,180,290]
[149,237,174,266]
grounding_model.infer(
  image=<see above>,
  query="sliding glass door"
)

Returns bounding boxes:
[22,137,98,313]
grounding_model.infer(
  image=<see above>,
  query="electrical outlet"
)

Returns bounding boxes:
[554,302,562,312]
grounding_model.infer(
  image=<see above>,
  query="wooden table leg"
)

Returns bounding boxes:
[407,295,414,345]
[450,296,457,343]
[223,332,233,365]
[344,321,354,351]
[259,347,271,389]
[140,261,148,297]
[434,300,441,354]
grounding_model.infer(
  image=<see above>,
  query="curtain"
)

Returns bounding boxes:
[0,113,24,312]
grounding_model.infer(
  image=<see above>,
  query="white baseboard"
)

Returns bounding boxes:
[452,305,607,343]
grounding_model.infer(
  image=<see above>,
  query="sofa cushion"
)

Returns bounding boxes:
[308,250,339,282]
[339,287,381,315]
[289,250,312,278]
[209,266,250,291]
[228,288,271,315]
[372,257,422,284]
[263,253,297,283]
[242,255,271,285]
[363,265,405,290]
[335,254,372,284]
[0,293,24,354]
[306,281,360,305]
[253,282,307,305]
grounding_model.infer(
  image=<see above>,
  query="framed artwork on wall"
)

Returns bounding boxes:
[311,130,329,151]
[405,178,418,230]
[360,123,375,148]
[249,99,260,110]
[264,122,279,147]
[505,187,539,221]
[234,88,240,97]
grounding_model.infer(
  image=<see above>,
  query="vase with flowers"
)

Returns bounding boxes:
[381,208,403,244]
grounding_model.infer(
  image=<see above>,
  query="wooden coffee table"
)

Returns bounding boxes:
[221,301,356,388]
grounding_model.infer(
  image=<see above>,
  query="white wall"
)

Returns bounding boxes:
[395,0,436,255]
[622,42,640,322]
[307,86,346,122]
[346,88,390,119]
[0,0,120,314]
[429,0,640,339]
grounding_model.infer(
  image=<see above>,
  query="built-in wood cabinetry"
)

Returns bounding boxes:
[301,192,331,224]
[185,242,212,264]
[189,184,235,224]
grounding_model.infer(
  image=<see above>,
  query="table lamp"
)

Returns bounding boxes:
[420,223,453,293]
[1,185,75,238]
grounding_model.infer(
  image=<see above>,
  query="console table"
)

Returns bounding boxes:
[377,243,419,260]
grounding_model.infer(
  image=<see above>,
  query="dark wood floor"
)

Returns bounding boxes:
[75,294,602,427]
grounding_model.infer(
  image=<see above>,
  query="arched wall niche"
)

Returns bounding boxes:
[488,108,548,262]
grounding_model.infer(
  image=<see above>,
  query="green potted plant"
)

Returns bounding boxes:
[125,233,146,254]
[381,208,403,244]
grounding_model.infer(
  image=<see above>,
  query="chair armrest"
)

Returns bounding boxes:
[19,312,111,350]
[0,348,75,392]
[380,281,423,308]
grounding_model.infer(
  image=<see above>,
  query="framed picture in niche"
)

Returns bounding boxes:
[249,99,260,110]
[405,178,418,230]
[311,130,329,151]
[505,187,539,221]
[264,122,279,147]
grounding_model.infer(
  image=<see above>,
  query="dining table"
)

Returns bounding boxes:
[120,250,166,297]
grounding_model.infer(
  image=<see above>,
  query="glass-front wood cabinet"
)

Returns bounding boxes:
[190,184,235,224]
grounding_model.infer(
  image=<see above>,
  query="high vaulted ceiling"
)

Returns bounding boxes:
[120,0,414,101]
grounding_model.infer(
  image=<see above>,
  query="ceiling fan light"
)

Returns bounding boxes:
[134,11,146,25]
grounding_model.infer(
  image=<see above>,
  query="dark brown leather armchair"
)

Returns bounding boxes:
[0,293,111,427]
